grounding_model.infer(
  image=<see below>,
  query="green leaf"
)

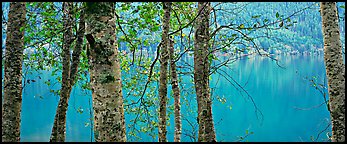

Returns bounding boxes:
[276,12,280,18]
[252,15,261,18]
[340,5,345,9]
[45,80,51,86]
[279,21,283,27]
[20,26,25,32]
[24,37,30,44]
[208,54,213,62]
[228,105,232,110]
[144,39,149,46]
[151,25,159,31]
[238,24,245,29]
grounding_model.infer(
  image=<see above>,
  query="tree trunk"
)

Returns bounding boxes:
[85,2,126,142]
[70,6,86,87]
[158,2,172,142]
[2,2,26,142]
[194,2,216,142]
[320,2,345,142]
[50,2,85,142]
[169,38,182,142]
[49,2,74,141]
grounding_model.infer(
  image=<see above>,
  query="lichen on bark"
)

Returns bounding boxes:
[2,2,26,142]
[169,38,182,142]
[86,2,126,142]
[158,2,172,142]
[320,2,345,142]
[194,2,216,142]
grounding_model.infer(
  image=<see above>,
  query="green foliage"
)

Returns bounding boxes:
[24,2,63,73]
[216,95,227,104]
[236,129,254,142]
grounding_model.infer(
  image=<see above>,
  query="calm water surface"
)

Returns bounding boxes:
[16,54,331,142]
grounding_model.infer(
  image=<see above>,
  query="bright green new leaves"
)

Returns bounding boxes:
[115,3,163,141]
[24,2,63,72]
[23,2,91,99]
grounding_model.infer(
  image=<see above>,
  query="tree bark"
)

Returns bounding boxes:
[70,6,86,87]
[2,2,26,142]
[158,2,172,142]
[49,2,74,142]
[169,38,182,142]
[85,2,126,142]
[194,2,216,142]
[320,2,345,142]
[50,2,86,142]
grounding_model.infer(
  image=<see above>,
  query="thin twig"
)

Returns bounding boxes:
[124,41,162,107]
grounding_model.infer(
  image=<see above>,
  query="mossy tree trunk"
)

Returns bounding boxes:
[1,2,26,142]
[169,38,182,142]
[85,2,126,142]
[194,2,216,142]
[320,2,345,142]
[158,2,172,142]
[50,2,86,142]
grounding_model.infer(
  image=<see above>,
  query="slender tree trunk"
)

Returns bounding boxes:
[50,2,74,141]
[70,6,85,87]
[85,2,126,142]
[169,38,182,142]
[1,2,26,142]
[50,2,85,142]
[205,84,216,142]
[320,2,345,142]
[194,2,216,142]
[158,2,172,142]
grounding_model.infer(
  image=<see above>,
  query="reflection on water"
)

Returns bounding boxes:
[14,55,330,142]
[210,55,330,142]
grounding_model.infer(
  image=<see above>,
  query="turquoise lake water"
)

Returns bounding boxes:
[11,54,331,142]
